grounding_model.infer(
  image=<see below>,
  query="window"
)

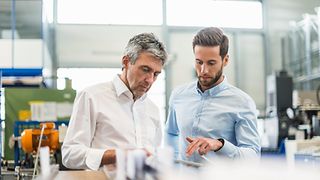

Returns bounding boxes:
[57,68,121,91]
[57,0,262,28]
[43,0,54,23]
[57,0,163,25]
[167,0,263,29]
[57,68,166,122]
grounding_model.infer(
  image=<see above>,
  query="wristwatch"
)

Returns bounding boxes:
[214,138,225,152]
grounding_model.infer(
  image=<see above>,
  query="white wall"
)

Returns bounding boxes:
[237,34,265,110]
[169,31,196,87]
[56,25,162,68]
[0,39,44,68]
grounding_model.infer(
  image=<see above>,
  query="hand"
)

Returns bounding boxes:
[185,137,223,157]
[102,149,116,165]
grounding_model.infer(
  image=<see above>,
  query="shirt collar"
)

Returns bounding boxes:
[196,75,229,96]
[112,75,147,101]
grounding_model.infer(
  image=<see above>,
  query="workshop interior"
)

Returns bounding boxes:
[0,0,320,179]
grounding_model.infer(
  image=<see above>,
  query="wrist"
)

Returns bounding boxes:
[214,138,224,152]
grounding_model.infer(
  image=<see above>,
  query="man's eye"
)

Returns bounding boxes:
[196,60,202,65]
[154,72,160,77]
[142,67,150,72]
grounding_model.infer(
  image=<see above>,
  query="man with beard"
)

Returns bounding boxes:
[165,27,260,163]
[62,33,167,170]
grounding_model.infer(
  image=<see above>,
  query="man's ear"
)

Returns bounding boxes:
[223,55,229,67]
[122,56,130,69]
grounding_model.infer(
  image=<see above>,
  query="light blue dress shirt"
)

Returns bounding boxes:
[165,76,261,163]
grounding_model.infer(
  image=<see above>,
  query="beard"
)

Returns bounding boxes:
[198,66,223,90]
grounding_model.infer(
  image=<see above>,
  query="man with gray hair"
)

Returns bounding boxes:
[62,33,167,170]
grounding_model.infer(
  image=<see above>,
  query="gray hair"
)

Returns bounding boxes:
[124,33,168,65]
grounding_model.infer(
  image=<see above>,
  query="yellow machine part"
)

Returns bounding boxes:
[20,123,59,153]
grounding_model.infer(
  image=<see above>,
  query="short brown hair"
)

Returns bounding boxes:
[192,27,229,59]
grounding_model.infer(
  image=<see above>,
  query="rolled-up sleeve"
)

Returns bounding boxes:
[216,100,261,159]
[62,91,105,170]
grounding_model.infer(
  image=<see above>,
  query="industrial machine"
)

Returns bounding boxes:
[12,121,68,170]
[20,122,59,154]
[263,71,320,151]
[264,71,293,150]
[1,121,68,179]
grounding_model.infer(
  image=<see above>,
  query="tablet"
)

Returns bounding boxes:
[174,159,203,168]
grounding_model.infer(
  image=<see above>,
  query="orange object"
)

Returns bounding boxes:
[21,123,59,153]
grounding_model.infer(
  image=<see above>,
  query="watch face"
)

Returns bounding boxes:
[215,138,224,152]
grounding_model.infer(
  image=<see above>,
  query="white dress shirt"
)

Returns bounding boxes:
[62,75,162,170]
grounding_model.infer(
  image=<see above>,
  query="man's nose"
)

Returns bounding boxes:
[145,73,155,84]
[200,64,208,73]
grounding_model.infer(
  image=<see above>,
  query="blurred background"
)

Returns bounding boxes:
[0,0,320,179]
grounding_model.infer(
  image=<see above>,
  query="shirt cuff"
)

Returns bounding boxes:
[215,139,236,158]
[85,148,106,170]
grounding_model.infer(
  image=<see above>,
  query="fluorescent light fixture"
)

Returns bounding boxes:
[167,0,263,29]
[57,0,163,25]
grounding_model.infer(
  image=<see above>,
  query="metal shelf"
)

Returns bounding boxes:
[294,72,320,82]
[282,10,320,90]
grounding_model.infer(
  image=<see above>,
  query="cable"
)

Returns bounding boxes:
[32,124,46,180]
